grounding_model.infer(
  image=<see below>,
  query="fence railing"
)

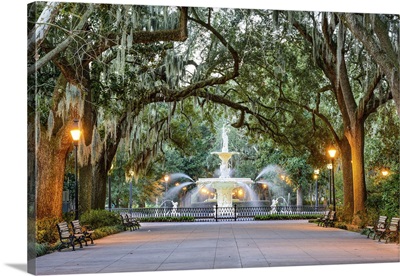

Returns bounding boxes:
[112,205,327,222]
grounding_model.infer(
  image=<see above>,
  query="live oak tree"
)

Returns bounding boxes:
[287,12,394,220]
[29,3,191,219]
[340,14,399,117]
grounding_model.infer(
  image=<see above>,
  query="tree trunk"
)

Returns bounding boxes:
[78,164,92,215]
[338,137,354,220]
[27,110,37,213]
[35,76,76,219]
[91,115,124,209]
[92,155,108,209]
[77,65,95,215]
[346,120,367,222]
[36,129,71,219]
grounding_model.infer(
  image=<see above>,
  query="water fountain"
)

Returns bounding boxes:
[195,125,253,207]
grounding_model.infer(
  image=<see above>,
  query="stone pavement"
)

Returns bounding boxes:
[33,220,399,275]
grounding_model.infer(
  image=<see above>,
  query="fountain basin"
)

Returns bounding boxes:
[211,152,239,162]
[197,178,253,184]
[196,178,253,207]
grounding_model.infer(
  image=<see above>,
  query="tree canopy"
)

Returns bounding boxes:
[27,2,399,222]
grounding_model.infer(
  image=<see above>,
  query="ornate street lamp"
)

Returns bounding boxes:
[328,147,337,211]
[314,169,320,210]
[327,163,332,206]
[108,163,114,212]
[70,119,81,220]
[128,170,134,210]
[164,175,170,192]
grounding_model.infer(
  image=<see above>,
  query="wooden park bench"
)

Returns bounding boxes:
[56,221,83,251]
[316,210,330,226]
[125,213,141,230]
[323,211,336,227]
[71,220,95,246]
[377,217,400,244]
[120,213,141,231]
[120,214,134,231]
[365,215,387,239]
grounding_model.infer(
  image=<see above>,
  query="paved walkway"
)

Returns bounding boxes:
[33,220,399,275]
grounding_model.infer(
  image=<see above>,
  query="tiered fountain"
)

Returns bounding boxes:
[195,126,253,207]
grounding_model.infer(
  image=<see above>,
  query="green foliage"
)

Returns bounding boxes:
[80,209,120,229]
[62,210,76,222]
[365,172,400,221]
[254,214,320,220]
[36,217,62,244]
[336,223,348,230]
[282,154,313,190]
[90,225,125,239]
[35,243,52,257]
[139,216,195,222]
[160,122,219,180]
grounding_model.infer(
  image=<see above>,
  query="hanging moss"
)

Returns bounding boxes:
[46,110,54,140]
[77,137,91,167]
[65,83,85,119]
[93,126,104,165]
[336,19,345,89]
[116,6,121,26]
[56,98,66,123]
[65,83,81,110]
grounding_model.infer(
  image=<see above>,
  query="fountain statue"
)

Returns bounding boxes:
[211,125,239,178]
[195,125,253,207]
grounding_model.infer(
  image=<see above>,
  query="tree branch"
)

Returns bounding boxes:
[28,3,95,76]
[27,2,61,57]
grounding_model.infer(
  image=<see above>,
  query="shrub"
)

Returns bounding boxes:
[36,217,62,244]
[336,223,348,230]
[91,225,125,239]
[365,171,399,222]
[62,211,76,222]
[80,209,120,229]
[254,214,321,220]
[36,243,51,257]
[139,216,195,222]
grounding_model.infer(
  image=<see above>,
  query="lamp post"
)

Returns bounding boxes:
[314,169,320,210]
[328,147,337,211]
[107,163,114,212]
[128,170,134,210]
[164,175,170,193]
[70,119,81,220]
[327,163,332,206]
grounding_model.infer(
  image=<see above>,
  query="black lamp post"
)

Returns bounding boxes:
[128,170,134,210]
[328,148,337,211]
[70,119,81,220]
[108,163,114,212]
[314,169,319,210]
[327,163,332,206]
[164,175,170,193]
[108,174,112,212]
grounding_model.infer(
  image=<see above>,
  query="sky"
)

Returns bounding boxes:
[0,1,399,276]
